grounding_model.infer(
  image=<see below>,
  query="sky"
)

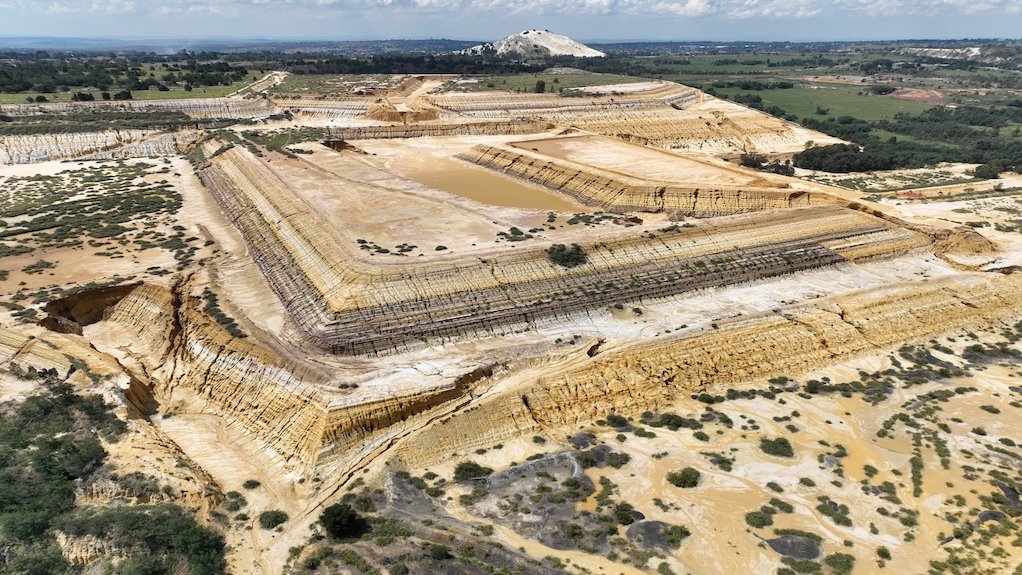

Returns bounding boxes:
[0,0,1019,42]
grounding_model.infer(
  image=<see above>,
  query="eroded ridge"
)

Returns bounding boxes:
[100,283,479,475]
[426,83,839,153]
[322,120,553,141]
[2,97,278,119]
[459,143,832,215]
[200,143,929,355]
[392,273,1022,465]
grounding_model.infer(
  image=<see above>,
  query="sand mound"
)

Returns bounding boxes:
[933,227,998,267]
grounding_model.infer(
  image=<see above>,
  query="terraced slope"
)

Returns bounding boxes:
[200,143,929,355]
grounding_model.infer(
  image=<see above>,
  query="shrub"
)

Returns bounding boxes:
[453,461,493,481]
[613,502,636,525]
[56,505,225,575]
[605,452,631,469]
[760,437,795,458]
[605,413,629,427]
[429,544,452,560]
[320,503,367,540]
[745,510,773,528]
[258,510,288,529]
[547,243,588,268]
[824,552,855,575]
[769,498,794,513]
[242,479,261,489]
[739,152,766,168]
[666,467,701,488]
[663,524,691,548]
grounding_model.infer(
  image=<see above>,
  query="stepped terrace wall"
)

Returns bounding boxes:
[200,144,929,356]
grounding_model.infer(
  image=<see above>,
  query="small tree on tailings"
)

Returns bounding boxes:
[320,503,367,540]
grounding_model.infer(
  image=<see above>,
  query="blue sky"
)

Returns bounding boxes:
[0,0,1019,41]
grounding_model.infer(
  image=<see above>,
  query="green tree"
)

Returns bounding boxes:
[320,503,367,539]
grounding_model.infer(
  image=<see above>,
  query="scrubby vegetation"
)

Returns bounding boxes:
[666,467,701,488]
[759,437,795,458]
[202,289,246,338]
[258,510,289,529]
[453,461,493,481]
[546,243,588,268]
[0,367,224,574]
[320,503,368,540]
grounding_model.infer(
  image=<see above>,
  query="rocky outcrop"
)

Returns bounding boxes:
[99,282,471,474]
[392,273,1022,465]
[201,144,927,355]
[83,130,202,161]
[0,326,123,384]
[55,532,124,565]
[0,129,161,165]
[102,283,329,471]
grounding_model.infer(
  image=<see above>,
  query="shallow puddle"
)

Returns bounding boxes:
[402,157,585,212]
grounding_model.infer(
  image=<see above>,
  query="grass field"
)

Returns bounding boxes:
[714,84,934,121]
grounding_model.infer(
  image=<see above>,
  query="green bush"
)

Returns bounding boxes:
[605,452,631,469]
[759,437,795,458]
[453,461,493,481]
[429,544,452,560]
[320,503,367,540]
[258,510,288,529]
[824,552,856,575]
[666,467,701,488]
[745,510,774,528]
[613,502,636,525]
[663,524,691,548]
[57,505,225,575]
[547,243,588,268]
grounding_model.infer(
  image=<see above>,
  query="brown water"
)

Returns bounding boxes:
[402,158,585,212]
[510,135,592,160]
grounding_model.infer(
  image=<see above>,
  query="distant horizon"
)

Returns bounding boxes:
[0,0,1019,47]
[0,33,1017,49]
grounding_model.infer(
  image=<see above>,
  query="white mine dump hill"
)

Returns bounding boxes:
[463,29,606,58]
